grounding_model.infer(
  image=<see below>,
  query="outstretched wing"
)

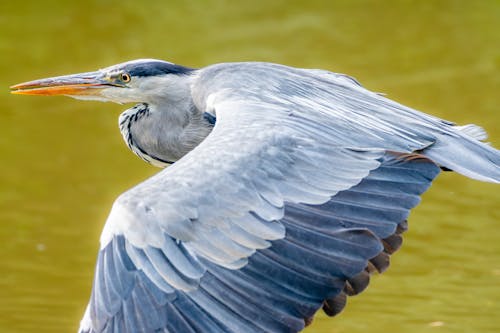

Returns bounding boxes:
[79,62,496,333]
[80,154,439,333]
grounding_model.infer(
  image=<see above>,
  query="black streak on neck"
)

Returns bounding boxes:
[203,112,216,125]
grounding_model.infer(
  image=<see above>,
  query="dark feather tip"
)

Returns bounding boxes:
[304,316,314,327]
[322,292,347,317]
[382,234,403,254]
[344,271,370,296]
[365,261,378,274]
[396,220,409,234]
[369,252,391,273]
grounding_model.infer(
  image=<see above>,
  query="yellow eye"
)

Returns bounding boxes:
[120,73,131,83]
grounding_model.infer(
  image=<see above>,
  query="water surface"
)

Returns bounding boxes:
[1,1,499,332]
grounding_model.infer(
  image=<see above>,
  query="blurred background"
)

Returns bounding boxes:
[0,0,499,332]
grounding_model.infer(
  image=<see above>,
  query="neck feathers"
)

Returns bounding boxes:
[119,101,213,167]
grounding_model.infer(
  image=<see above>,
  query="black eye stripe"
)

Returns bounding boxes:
[124,62,194,77]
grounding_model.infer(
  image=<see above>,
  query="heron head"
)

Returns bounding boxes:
[10,59,195,104]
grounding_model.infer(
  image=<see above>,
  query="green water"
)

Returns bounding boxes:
[1,1,499,332]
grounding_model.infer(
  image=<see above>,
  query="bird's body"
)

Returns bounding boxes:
[11,59,500,333]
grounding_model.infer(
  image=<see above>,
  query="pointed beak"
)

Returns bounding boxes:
[10,71,111,96]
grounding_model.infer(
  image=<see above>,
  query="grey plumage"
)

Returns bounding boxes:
[10,59,499,333]
[119,102,213,166]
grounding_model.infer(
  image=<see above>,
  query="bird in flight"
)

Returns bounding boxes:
[11,59,500,333]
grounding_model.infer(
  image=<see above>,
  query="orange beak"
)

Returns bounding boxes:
[10,71,111,96]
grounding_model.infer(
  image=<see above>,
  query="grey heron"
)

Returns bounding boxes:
[11,59,500,333]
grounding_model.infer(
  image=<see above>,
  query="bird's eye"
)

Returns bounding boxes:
[120,73,131,83]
